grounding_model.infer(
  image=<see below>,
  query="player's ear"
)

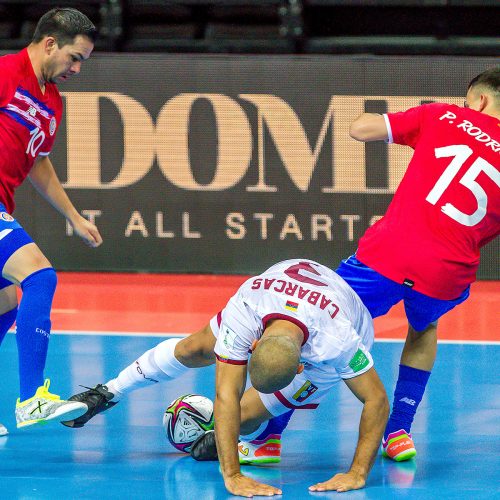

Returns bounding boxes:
[297,363,304,374]
[45,37,57,54]
[479,93,489,112]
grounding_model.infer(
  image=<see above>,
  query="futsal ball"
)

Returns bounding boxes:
[163,394,214,453]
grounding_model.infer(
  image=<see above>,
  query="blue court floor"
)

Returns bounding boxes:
[1,333,499,500]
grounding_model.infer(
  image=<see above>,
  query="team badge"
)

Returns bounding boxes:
[0,212,14,222]
[49,117,57,136]
[292,380,318,403]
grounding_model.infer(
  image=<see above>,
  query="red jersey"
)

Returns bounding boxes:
[356,103,500,300]
[0,48,63,213]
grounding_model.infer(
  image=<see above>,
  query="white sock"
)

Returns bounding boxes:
[106,338,188,399]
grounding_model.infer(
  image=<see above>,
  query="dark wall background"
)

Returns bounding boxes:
[13,54,499,278]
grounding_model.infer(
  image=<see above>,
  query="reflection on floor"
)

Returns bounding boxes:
[1,333,499,500]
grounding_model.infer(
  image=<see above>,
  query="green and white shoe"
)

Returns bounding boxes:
[16,379,87,429]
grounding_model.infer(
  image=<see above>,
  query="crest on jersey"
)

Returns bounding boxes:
[0,212,14,222]
[49,117,57,136]
[292,380,318,402]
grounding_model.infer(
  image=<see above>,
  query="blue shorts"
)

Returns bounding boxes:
[336,255,470,332]
[0,204,34,290]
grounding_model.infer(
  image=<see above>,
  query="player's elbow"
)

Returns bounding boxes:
[349,120,373,142]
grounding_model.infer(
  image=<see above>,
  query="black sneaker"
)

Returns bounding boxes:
[61,384,118,428]
[190,430,218,461]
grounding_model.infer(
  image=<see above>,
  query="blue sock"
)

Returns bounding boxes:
[255,410,294,441]
[385,364,431,440]
[16,268,57,401]
[0,307,17,346]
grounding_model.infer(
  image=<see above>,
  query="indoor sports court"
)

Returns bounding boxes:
[1,274,499,499]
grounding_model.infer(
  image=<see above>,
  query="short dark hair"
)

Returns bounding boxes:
[32,8,97,46]
[468,67,500,94]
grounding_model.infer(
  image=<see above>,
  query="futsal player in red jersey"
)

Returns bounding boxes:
[0,8,102,436]
[337,66,500,460]
[236,67,499,467]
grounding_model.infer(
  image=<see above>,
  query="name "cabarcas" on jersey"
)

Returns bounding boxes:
[251,278,339,318]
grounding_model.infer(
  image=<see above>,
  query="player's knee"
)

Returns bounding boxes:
[175,332,215,366]
[21,267,57,297]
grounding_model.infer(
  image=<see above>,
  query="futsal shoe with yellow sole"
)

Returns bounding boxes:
[191,430,282,465]
[382,429,417,461]
[15,379,88,429]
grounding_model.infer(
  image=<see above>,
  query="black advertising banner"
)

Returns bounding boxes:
[12,54,499,277]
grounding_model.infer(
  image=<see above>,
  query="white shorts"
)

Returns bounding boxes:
[258,366,342,416]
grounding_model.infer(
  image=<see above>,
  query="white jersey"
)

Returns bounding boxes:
[212,259,374,382]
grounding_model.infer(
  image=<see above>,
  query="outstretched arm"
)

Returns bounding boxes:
[309,367,389,493]
[215,360,282,497]
[29,155,102,247]
[349,113,389,142]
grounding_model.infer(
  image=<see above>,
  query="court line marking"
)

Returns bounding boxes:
[6,330,499,344]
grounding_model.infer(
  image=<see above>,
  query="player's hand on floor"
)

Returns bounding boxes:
[224,472,282,497]
[70,215,103,248]
[309,471,366,493]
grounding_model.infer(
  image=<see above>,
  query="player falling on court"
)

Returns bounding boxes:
[0,8,102,437]
[64,259,389,496]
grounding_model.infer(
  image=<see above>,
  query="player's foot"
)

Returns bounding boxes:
[190,430,282,464]
[61,384,118,428]
[191,430,218,461]
[382,429,417,461]
[16,379,88,429]
[0,423,8,436]
[238,434,281,464]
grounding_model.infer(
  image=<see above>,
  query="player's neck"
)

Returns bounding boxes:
[26,44,47,93]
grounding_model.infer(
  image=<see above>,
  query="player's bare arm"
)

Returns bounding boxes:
[349,113,389,142]
[309,367,389,493]
[214,360,281,498]
[29,155,102,247]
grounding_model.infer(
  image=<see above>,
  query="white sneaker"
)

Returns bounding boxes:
[0,422,7,436]
[16,379,88,428]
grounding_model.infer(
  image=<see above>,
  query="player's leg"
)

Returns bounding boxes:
[1,231,88,428]
[0,282,18,437]
[62,322,217,428]
[237,387,287,464]
[260,255,402,453]
[0,282,18,346]
[191,386,283,463]
[192,369,333,464]
[383,287,470,461]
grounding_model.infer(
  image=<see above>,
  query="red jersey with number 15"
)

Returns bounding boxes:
[356,103,500,300]
[0,48,63,213]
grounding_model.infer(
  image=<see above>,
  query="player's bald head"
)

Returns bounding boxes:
[249,330,301,394]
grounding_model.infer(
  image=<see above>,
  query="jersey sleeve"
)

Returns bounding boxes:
[335,340,373,379]
[384,104,427,149]
[213,297,255,365]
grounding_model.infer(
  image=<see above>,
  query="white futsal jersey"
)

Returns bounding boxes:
[211,260,374,412]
